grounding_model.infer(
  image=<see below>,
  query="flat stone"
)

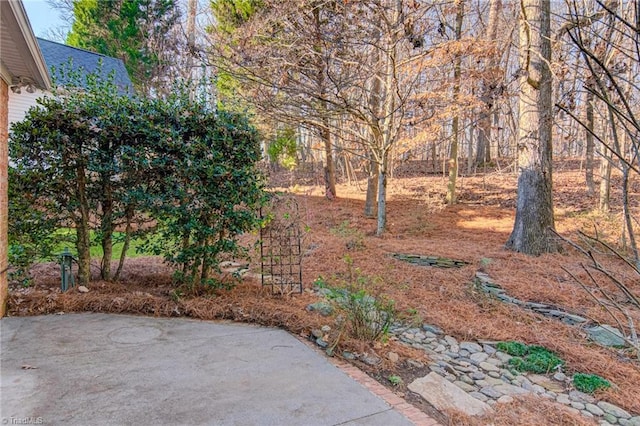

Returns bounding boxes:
[553,372,567,382]
[445,351,460,359]
[598,401,631,419]
[450,344,460,354]
[454,381,478,392]
[528,374,565,393]
[488,377,506,386]
[501,370,515,381]
[470,352,489,364]
[387,352,399,363]
[526,302,550,309]
[603,414,618,424]
[562,313,588,323]
[444,335,459,346]
[497,395,514,404]
[454,365,477,373]
[486,358,503,367]
[479,362,500,372]
[556,394,571,405]
[437,362,459,377]
[408,372,493,417]
[422,324,443,335]
[619,418,640,426]
[587,325,626,347]
[569,390,596,404]
[586,403,605,416]
[469,391,488,402]
[483,344,496,355]
[521,381,535,392]
[459,375,475,386]
[480,386,502,399]
[581,410,594,418]
[471,372,485,380]
[514,375,531,386]
[493,384,530,396]
[458,349,470,358]
[546,391,557,398]
[532,385,546,394]
[434,345,446,353]
[570,402,585,410]
[430,366,446,375]
[494,351,512,363]
[460,342,483,353]
[487,371,501,379]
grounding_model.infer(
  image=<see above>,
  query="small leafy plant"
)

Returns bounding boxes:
[388,375,403,386]
[316,257,395,341]
[498,341,565,374]
[573,373,611,394]
[496,341,529,357]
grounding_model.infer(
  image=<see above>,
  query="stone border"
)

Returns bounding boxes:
[474,272,629,348]
[387,323,639,425]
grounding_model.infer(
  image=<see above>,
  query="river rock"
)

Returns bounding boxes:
[585,403,605,416]
[569,390,596,404]
[493,383,530,396]
[619,418,640,426]
[479,361,500,372]
[454,381,478,392]
[460,342,483,353]
[528,374,565,393]
[408,372,493,416]
[470,352,489,364]
[598,401,631,419]
[423,324,443,334]
[587,325,626,347]
[481,386,504,399]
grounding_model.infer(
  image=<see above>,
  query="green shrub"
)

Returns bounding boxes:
[496,341,529,357]
[573,373,611,394]
[318,257,395,341]
[498,341,565,374]
[509,350,564,374]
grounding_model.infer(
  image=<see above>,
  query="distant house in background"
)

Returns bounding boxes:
[1,0,51,317]
[8,37,133,124]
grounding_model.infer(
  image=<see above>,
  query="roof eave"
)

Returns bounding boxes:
[2,0,51,90]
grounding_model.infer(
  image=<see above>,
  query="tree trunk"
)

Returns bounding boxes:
[313,5,336,200]
[364,151,379,217]
[446,0,464,205]
[100,179,113,280]
[376,153,388,236]
[584,85,595,195]
[114,205,134,281]
[75,164,91,285]
[599,151,612,212]
[506,0,558,255]
[476,0,501,167]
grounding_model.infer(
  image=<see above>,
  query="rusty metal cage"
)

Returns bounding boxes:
[259,194,303,294]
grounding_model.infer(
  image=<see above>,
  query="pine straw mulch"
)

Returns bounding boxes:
[8,167,640,425]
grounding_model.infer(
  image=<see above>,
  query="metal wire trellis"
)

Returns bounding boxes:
[259,194,303,294]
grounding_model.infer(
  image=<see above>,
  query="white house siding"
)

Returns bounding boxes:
[8,88,47,126]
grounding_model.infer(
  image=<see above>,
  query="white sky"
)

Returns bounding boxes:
[22,0,69,41]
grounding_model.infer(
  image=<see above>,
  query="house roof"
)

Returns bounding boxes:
[36,38,133,93]
[0,0,51,90]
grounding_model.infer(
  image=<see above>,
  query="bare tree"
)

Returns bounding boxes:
[505,0,559,255]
